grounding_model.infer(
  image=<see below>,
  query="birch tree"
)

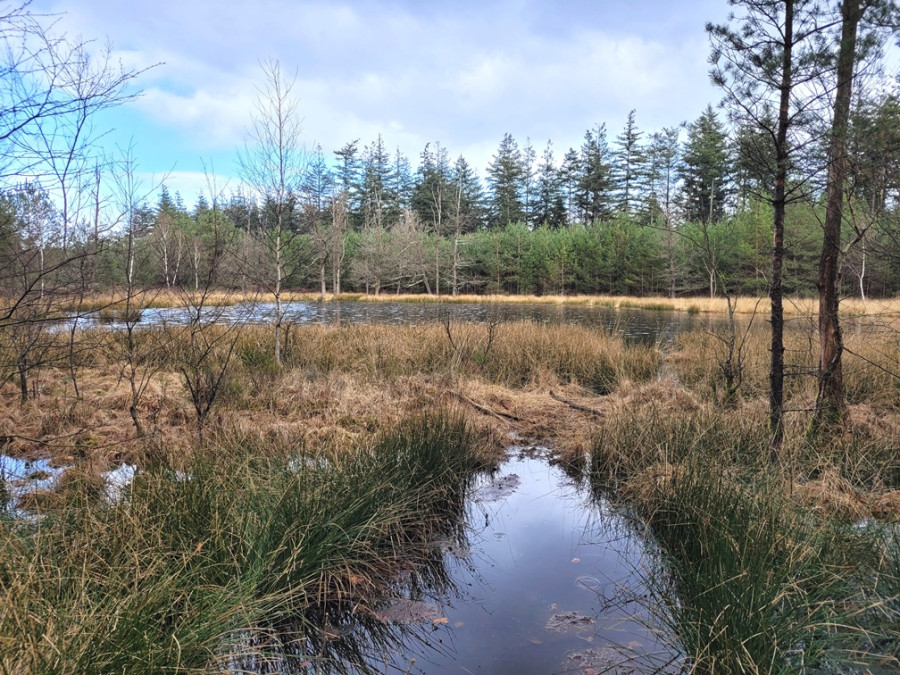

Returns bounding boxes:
[239,60,306,365]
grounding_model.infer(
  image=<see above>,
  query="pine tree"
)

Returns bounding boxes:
[681,106,731,224]
[301,144,333,213]
[559,148,581,223]
[535,141,565,228]
[487,133,525,228]
[521,139,537,227]
[389,147,414,220]
[646,127,683,296]
[360,134,393,229]
[613,110,646,215]
[577,124,614,223]
[334,140,362,228]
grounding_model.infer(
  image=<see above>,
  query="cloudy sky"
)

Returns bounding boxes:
[32,0,730,203]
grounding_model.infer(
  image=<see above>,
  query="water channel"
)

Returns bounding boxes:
[1,446,675,673]
[356,446,674,674]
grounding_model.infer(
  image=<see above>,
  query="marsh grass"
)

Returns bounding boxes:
[668,320,900,410]
[642,459,880,673]
[589,391,900,671]
[0,411,485,673]
[279,321,659,392]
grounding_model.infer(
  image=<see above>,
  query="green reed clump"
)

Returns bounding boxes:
[0,410,485,673]
[589,402,900,671]
[643,460,878,673]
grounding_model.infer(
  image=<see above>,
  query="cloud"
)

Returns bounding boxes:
[32,0,721,189]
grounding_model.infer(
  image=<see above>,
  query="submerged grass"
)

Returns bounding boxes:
[0,411,487,673]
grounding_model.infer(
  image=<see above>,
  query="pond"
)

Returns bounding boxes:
[92,299,709,345]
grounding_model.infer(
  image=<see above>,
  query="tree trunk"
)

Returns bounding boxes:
[17,356,28,404]
[814,0,860,430]
[452,236,459,296]
[769,0,793,461]
[274,229,283,365]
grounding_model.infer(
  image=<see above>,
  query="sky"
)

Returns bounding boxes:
[31,0,731,206]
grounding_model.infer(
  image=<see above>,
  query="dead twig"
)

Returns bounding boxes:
[451,392,522,424]
[549,390,605,418]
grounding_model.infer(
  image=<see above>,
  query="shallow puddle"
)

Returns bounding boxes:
[0,454,136,513]
[356,447,672,673]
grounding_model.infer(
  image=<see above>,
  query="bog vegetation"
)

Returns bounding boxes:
[3,0,900,672]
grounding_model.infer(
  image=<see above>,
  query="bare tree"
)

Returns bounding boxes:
[108,144,170,438]
[176,175,244,442]
[239,59,306,365]
[1,2,148,184]
[0,2,151,401]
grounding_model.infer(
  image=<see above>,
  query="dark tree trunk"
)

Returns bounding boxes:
[17,356,28,404]
[814,0,861,429]
[769,0,794,461]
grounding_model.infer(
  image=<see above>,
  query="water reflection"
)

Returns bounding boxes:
[93,300,704,345]
[242,447,672,673]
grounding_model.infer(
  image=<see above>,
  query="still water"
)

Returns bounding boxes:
[270,447,676,674]
[99,299,708,345]
[381,448,671,673]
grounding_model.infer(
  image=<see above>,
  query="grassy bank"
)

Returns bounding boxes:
[0,319,660,671]
[3,313,900,671]
[587,325,900,671]
[0,412,487,673]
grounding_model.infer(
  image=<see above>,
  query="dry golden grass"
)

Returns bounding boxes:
[4,320,654,466]
[3,316,898,521]
[667,318,900,409]
[792,468,869,522]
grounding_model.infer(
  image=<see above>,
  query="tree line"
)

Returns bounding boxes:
[4,97,900,300]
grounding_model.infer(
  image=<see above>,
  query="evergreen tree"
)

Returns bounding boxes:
[577,124,614,223]
[681,106,731,223]
[487,133,525,228]
[612,110,646,215]
[850,93,900,215]
[646,127,683,296]
[521,139,537,227]
[559,148,581,223]
[360,134,393,229]
[412,142,452,228]
[389,147,414,220]
[302,144,334,213]
[534,141,565,228]
[734,116,778,203]
[334,140,362,228]
[449,154,485,233]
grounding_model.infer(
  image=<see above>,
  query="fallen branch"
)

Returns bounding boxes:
[451,392,522,424]
[549,390,605,418]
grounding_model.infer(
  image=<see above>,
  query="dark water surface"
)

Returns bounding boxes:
[104,299,709,345]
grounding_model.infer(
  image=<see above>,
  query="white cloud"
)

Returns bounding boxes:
[32,0,722,186]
